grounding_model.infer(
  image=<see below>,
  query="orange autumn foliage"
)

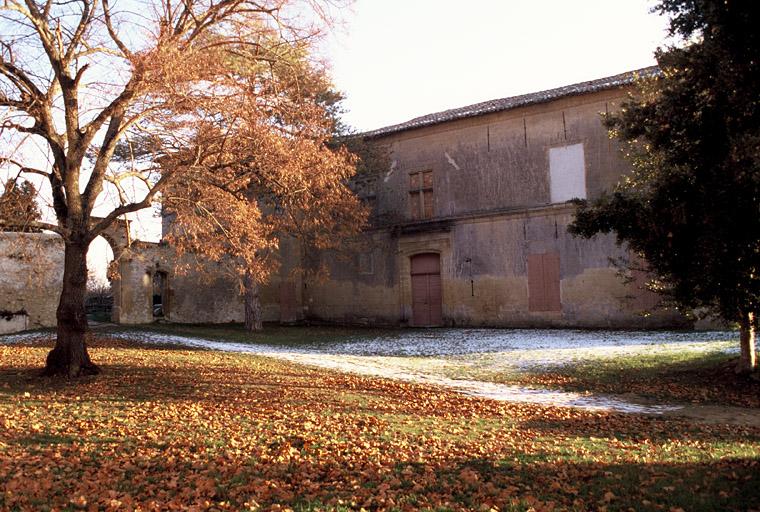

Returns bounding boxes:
[0,0,359,374]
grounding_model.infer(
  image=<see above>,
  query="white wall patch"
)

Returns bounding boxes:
[444,152,461,171]
[549,143,586,203]
[384,160,398,182]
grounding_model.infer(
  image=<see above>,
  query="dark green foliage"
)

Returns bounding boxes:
[570,0,760,326]
[0,178,42,232]
[322,95,390,177]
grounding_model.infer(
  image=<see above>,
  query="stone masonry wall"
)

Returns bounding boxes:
[116,243,296,325]
[303,87,689,328]
[0,233,64,333]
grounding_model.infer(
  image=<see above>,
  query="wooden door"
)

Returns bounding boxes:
[410,253,442,326]
[527,252,561,312]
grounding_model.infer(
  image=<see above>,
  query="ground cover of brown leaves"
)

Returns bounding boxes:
[1,337,759,511]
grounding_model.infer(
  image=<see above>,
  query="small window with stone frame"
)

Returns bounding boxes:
[409,170,433,220]
[357,251,374,275]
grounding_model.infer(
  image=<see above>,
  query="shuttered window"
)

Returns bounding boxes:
[357,252,374,275]
[528,252,561,312]
[409,170,433,220]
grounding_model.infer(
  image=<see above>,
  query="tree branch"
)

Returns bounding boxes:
[88,171,174,238]
[102,0,132,58]
[0,218,66,235]
[0,158,51,177]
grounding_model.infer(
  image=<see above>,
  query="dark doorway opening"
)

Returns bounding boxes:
[152,271,168,318]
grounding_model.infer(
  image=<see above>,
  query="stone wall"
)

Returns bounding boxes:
[305,207,684,328]
[302,87,689,328]
[115,242,297,325]
[367,88,631,223]
[0,233,64,333]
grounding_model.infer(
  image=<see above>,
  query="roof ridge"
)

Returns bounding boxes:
[363,66,659,139]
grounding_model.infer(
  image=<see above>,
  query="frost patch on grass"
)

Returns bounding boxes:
[98,329,711,414]
[216,328,736,357]
[0,330,53,344]
[1,327,737,415]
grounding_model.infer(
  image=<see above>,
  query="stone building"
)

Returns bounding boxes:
[299,66,684,328]
[1,67,688,330]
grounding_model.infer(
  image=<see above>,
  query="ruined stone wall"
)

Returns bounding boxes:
[0,233,64,332]
[117,241,300,325]
[304,87,688,328]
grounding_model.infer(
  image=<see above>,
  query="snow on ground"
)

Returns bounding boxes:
[1,328,738,415]
[0,330,54,345]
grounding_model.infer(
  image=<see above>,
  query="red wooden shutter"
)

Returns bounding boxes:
[528,252,561,312]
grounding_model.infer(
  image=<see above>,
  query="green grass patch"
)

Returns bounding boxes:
[105,322,407,348]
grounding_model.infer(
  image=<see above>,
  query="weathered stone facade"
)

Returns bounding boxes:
[300,68,685,328]
[1,68,690,330]
[0,233,64,332]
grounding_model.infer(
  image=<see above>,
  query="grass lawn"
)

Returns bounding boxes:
[511,350,760,409]
[1,336,759,511]
[108,323,758,408]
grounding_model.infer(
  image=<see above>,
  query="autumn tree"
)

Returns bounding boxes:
[570,0,760,372]
[0,178,41,231]
[155,38,366,332]
[0,0,356,376]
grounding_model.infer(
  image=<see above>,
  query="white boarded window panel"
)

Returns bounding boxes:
[549,143,586,203]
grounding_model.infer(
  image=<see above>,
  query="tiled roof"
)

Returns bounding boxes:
[363,66,659,139]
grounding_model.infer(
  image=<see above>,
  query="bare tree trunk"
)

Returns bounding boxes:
[736,311,757,374]
[44,240,100,377]
[244,271,263,332]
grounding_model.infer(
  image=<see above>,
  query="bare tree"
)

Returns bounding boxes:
[0,0,361,376]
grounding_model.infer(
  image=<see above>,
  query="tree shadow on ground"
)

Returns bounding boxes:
[523,352,760,408]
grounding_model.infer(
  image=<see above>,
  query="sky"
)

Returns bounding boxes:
[323,0,670,132]
[16,0,673,283]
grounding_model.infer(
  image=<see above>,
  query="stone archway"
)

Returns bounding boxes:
[92,218,132,323]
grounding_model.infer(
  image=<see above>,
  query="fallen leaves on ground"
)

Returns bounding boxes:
[1,337,759,511]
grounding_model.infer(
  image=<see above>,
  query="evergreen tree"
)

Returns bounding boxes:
[0,179,42,232]
[570,0,760,372]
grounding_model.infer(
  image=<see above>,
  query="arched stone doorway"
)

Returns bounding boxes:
[86,235,115,322]
[94,218,132,323]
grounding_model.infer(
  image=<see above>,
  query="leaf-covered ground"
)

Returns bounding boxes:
[1,337,759,511]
